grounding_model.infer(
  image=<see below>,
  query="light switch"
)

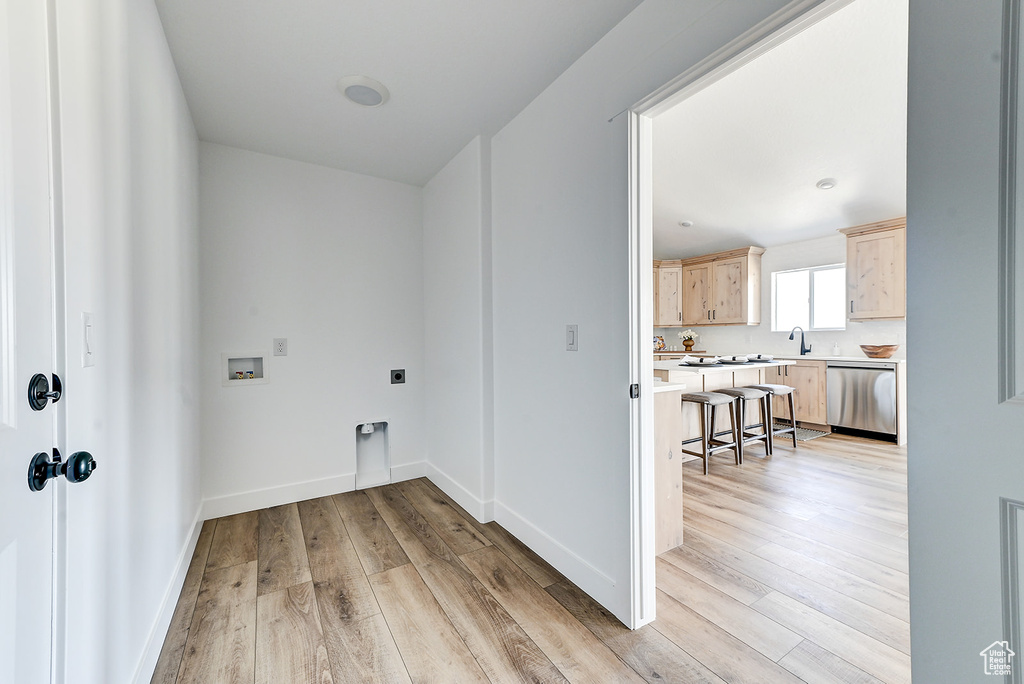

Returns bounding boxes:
[82,312,95,368]
[566,324,578,351]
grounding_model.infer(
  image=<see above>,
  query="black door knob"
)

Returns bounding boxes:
[65,451,96,483]
[27,448,97,491]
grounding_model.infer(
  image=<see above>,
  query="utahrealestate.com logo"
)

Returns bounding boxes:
[980,641,1015,676]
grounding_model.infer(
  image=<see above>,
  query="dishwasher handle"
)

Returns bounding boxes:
[826,361,897,371]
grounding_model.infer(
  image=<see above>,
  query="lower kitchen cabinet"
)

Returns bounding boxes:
[767,359,827,426]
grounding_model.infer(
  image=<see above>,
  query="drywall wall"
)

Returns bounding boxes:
[490,0,791,623]
[54,0,202,681]
[905,0,1024,680]
[198,142,425,514]
[654,234,907,358]
[422,136,495,519]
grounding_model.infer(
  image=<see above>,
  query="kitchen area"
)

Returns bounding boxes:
[647,0,909,557]
[641,2,911,677]
[651,217,908,554]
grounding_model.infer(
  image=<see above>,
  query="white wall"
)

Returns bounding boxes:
[198,143,425,515]
[54,0,202,681]
[422,136,495,520]
[655,234,907,358]
[489,0,790,623]
[905,1,1024,680]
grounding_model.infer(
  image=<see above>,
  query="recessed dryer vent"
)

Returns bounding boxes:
[356,422,390,489]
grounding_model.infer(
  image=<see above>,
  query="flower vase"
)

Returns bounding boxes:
[683,340,695,352]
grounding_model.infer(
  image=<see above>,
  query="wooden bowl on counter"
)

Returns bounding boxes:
[859,344,899,358]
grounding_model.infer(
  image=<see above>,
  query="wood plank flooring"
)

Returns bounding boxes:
[153,433,909,683]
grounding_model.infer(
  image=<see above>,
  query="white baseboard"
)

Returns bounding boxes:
[424,463,494,523]
[389,461,427,483]
[203,473,357,519]
[131,506,204,684]
[202,463,432,519]
[493,501,627,622]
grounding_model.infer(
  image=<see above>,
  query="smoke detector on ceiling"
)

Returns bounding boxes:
[337,75,390,107]
[815,178,838,190]
[678,220,694,228]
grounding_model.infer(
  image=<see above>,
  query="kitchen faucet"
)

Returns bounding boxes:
[789,326,812,355]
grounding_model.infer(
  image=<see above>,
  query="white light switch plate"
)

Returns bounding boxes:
[566,324,578,351]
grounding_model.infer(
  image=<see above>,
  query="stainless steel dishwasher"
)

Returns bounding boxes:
[826,360,897,437]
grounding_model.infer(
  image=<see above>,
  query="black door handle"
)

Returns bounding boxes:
[28,448,97,491]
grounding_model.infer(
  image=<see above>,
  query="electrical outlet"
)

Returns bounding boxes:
[273,338,287,356]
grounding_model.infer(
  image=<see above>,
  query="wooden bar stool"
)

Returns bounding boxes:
[749,383,798,454]
[679,392,741,475]
[716,387,771,463]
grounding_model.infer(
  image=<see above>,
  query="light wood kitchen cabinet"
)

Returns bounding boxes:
[840,218,906,321]
[767,359,828,425]
[653,265,658,323]
[679,246,764,326]
[680,262,711,325]
[712,256,752,324]
[653,260,683,327]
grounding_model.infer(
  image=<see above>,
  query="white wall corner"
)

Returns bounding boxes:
[493,501,624,621]
[202,473,356,519]
[479,134,496,509]
[425,462,494,523]
[130,506,205,684]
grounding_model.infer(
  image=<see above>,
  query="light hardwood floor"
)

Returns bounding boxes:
[152,432,909,683]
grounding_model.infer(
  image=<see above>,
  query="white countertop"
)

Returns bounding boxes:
[774,355,906,364]
[653,359,795,375]
[651,380,693,393]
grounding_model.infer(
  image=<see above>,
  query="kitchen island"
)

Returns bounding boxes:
[652,359,795,554]
[654,358,795,389]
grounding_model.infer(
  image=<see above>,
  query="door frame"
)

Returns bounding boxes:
[43,0,68,679]
[626,0,856,628]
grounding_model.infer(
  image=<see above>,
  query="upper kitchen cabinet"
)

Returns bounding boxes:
[840,218,906,321]
[680,246,765,326]
[654,260,683,327]
[680,262,711,326]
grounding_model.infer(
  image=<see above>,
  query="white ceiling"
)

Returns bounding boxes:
[653,0,908,260]
[154,0,642,186]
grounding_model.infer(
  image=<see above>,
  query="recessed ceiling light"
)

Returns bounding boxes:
[337,75,390,107]
[678,220,694,228]
[816,178,838,190]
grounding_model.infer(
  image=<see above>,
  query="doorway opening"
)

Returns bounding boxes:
[627,6,910,677]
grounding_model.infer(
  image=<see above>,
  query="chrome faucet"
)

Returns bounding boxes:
[789,326,812,355]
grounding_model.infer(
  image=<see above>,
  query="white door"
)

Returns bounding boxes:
[0,0,58,682]
[910,1,1024,681]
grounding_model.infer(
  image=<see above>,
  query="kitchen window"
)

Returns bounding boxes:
[772,264,846,331]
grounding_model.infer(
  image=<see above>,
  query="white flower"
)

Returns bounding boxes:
[677,329,698,341]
